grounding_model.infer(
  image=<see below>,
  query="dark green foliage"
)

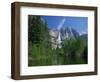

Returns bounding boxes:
[28,15,88,66]
[28,15,53,66]
[61,37,87,64]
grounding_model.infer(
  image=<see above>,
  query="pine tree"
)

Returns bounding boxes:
[28,15,52,66]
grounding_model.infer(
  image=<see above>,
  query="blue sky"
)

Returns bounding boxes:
[42,16,88,34]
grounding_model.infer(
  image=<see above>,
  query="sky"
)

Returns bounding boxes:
[42,16,88,34]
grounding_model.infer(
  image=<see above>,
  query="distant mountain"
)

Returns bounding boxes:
[49,27,80,49]
[80,34,87,39]
[60,27,79,41]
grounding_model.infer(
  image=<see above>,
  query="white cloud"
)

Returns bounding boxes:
[57,18,66,30]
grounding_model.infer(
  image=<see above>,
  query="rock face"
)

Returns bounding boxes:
[49,28,59,49]
[60,27,79,41]
[49,27,79,49]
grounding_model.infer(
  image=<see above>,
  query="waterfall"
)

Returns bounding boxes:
[57,30,62,48]
[56,18,66,48]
